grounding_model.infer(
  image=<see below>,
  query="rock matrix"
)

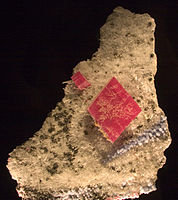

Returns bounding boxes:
[7,7,171,200]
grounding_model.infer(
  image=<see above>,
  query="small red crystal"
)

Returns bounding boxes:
[71,71,91,90]
[88,77,141,143]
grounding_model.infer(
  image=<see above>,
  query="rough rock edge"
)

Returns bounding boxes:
[7,7,171,200]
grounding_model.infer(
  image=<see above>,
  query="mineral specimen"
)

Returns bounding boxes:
[7,7,171,200]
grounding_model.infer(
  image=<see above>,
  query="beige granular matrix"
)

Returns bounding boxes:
[7,7,171,200]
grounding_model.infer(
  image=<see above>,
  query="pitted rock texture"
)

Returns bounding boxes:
[7,7,171,200]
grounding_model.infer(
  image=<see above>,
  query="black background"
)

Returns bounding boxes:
[1,0,177,200]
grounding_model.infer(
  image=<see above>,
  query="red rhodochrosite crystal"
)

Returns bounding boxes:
[71,71,91,90]
[88,77,141,143]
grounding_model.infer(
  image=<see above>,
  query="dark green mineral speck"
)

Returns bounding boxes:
[48,127,55,133]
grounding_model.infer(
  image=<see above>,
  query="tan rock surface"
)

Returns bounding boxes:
[7,7,171,200]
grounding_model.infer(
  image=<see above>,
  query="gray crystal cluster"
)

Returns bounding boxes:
[7,7,171,200]
[104,115,168,164]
